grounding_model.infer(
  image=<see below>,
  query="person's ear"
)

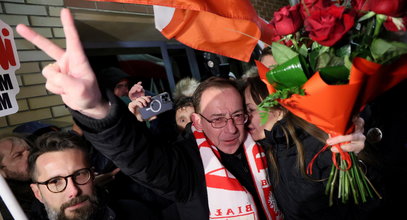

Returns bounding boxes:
[191,113,203,130]
[276,109,284,121]
[30,183,44,204]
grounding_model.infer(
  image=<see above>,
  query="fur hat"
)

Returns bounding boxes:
[173,77,200,100]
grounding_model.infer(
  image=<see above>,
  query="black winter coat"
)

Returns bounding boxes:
[72,92,210,220]
[262,119,380,220]
[73,92,273,220]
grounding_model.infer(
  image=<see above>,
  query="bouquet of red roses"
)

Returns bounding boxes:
[258,0,407,205]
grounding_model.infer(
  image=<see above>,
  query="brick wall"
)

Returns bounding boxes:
[0,0,71,134]
[251,0,289,21]
[63,0,153,14]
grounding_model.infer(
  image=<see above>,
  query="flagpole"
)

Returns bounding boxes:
[0,175,28,220]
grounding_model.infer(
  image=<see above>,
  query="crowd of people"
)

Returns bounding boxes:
[0,7,405,220]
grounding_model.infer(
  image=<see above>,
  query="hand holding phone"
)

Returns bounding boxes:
[139,92,173,120]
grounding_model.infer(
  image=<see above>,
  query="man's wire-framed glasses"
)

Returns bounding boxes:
[199,113,248,128]
[33,168,93,193]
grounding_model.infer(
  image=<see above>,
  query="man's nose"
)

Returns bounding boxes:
[225,118,238,133]
[65,178,80,198]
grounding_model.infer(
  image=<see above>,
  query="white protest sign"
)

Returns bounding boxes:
[0,19,20,117]
[0,19,26,220]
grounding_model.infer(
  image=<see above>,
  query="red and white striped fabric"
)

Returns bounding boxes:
[91,0,273,62]
[192,124,283,220]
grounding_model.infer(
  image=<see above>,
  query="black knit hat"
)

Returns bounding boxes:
[98,67,130,89]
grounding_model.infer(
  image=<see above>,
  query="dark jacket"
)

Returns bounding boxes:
[72,92,209,220]
[262,119,380,220]
[72,92,270,220]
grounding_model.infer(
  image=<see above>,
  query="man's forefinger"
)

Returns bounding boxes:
[60,8,86,58]
[16,24,65,61]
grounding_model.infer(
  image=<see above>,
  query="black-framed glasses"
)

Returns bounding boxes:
[199,113,248,128]
[34,168,93,193]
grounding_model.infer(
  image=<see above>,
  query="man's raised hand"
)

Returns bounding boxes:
[16,8,109,119]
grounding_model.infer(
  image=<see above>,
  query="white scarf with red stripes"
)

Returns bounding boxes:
[192,125,283,220]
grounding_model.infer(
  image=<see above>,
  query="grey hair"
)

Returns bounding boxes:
[0,134,30,164]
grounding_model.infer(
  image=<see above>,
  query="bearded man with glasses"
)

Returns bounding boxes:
[28,131,115,220]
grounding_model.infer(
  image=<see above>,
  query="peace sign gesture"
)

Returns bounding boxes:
[16,8,109,119]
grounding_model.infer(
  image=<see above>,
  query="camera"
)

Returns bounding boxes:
[139,92,173,120]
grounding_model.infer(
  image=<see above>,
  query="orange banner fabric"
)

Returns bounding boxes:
[91,0,273,62]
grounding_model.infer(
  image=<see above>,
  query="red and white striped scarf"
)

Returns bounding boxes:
[192,125,283,220]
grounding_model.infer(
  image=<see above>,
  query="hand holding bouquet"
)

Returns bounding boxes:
[258,0,407,205]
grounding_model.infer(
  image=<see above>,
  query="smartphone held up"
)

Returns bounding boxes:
[139,92,173,120]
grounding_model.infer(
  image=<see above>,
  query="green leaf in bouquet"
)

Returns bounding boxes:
[319,66,350,85]
[309,49,319,72]
[266,55,308,90]
[271,42,298,65]
[311,41,322,50]
[317,45,329,54]
[335,44,351,58]
[308,44,324,72]
[371,38,407,64]
[316,48,346,70]
[351,17,376,61]
[313,47,331,69]
[344,55,352,70]
[298,44,309,58]
[258,86,305,125]
[259,111,271,125]
[373,14,387,38]
[357,11,376,22]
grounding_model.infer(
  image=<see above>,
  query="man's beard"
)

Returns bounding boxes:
[4,168,30,181]
[45,194,99,220]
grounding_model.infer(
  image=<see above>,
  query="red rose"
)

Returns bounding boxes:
[267,24,293,47]
[301,0,332,10]
[368,0,407,17]
[305,5,355,47]
[300,0,333,18]
[267,23,280,40]
[271,4,303,36]
[351,0,369,11]
[350,0,370,18]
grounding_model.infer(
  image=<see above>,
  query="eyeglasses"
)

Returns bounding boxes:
[199,113,248,128]
[34,168,93,193]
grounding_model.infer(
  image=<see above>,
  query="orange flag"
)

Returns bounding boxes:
[91,0,273,62]
[258,55,407,136]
